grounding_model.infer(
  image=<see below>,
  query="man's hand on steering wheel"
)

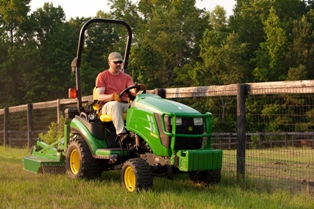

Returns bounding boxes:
[112,92,122,102]
[135,83,147,93]
[117,84,147,103]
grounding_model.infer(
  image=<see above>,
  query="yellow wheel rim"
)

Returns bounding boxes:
[124,166,136,192]
[69,149,80,174]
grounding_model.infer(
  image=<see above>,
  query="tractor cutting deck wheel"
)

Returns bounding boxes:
[121,158,153,192]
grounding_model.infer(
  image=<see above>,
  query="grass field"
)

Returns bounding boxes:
[222,148,314,192]
[0,146,313,209]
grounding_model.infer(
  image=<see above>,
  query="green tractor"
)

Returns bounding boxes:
[23,18,223,192]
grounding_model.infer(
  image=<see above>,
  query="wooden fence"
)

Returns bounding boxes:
[1,80,314,192]
[2,80,314,147]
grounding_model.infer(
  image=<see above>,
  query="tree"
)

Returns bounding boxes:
[0,0,30,44]
[107,0,208,88]
[190,6,248,86]
[253,6,288,81]
[0,0,31,107]
[286,15,314,80]
[21,3,77,102]
[229,0,271,82]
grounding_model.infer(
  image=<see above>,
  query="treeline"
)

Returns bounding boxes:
[1,0,314,132]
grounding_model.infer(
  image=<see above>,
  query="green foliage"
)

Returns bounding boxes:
[38,116,66,144]
[122,0,208,88]
[253,6,288,81]
[196,29,249,85]
[249,135,260,149]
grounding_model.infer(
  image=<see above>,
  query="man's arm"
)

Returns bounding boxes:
[96,87,114,103]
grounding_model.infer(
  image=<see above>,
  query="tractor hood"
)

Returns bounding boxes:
[127,93,212,157]
[132,94,200,115]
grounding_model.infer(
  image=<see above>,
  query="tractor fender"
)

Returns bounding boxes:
[69,116,108,155]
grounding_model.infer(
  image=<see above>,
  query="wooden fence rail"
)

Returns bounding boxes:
[1,80,314,115]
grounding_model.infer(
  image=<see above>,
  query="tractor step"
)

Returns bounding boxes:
[23,155,65,174]
[96,148,129,156]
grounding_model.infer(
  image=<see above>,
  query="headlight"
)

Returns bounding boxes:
[170,117,182,126]
[89,113,96,120]
[193,118,203,126]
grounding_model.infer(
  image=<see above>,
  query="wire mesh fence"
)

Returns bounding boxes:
[245,93,314,193]
[175,91,314,193]
[0,107,59,147]
[0,114,3,146]
[32,107,59,134]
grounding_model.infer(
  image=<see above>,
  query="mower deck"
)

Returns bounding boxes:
[23,155,65,174]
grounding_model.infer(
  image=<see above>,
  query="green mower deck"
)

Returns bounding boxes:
[23,155,65,174]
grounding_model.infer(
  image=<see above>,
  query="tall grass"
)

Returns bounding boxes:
[0,146,313,209]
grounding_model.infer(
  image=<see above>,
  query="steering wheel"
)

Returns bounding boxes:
[119,85,146,101]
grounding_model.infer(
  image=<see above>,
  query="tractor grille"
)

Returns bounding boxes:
[174,119,204,150]
[155,114,204,150]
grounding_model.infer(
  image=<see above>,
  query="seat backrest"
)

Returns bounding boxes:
[93,87,98,101]
[92,87,99,111]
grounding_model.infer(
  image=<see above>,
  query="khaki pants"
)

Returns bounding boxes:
[101,101,130,135]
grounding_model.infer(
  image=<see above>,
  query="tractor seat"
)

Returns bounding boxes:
[99,113,127,122]
[92,87,127,122]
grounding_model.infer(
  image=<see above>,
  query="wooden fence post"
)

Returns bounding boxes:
[292,135,294,147]
[4,107,9,147]
[258,133,261,148]
[57,99,60,123]
[57,99,60,129]
[154,88,166,98]
[285,133,288,147]
[27,103,33,148]
[228,133,231,150]
[237,83,247,181]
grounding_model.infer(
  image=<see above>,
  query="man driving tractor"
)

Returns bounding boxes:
[95,52,146,142]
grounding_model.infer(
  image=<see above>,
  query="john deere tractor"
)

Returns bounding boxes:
[23,18,223,192]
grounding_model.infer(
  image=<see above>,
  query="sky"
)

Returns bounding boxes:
[29,0,236,20]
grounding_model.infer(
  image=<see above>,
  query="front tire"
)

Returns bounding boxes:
[189,169,221,186]
[121,158,153,192]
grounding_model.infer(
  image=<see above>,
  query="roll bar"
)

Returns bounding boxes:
[71,18,132,113]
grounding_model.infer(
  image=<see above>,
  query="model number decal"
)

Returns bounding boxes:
[144,115,158,138]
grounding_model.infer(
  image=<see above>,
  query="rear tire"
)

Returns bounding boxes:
[65,136,105,179]
[189,169,221,186]
[121,158,153,192]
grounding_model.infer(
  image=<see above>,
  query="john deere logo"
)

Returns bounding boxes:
[188,126,193,131]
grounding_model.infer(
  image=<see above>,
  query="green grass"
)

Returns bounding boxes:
[222,148,314,192]
[0,146,313,209]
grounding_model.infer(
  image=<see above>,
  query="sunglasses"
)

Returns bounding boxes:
[113,61,123,64]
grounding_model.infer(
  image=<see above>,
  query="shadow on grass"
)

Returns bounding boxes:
[218,171,312,195]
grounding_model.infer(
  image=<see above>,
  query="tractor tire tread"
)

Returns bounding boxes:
[66,136,105,179]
